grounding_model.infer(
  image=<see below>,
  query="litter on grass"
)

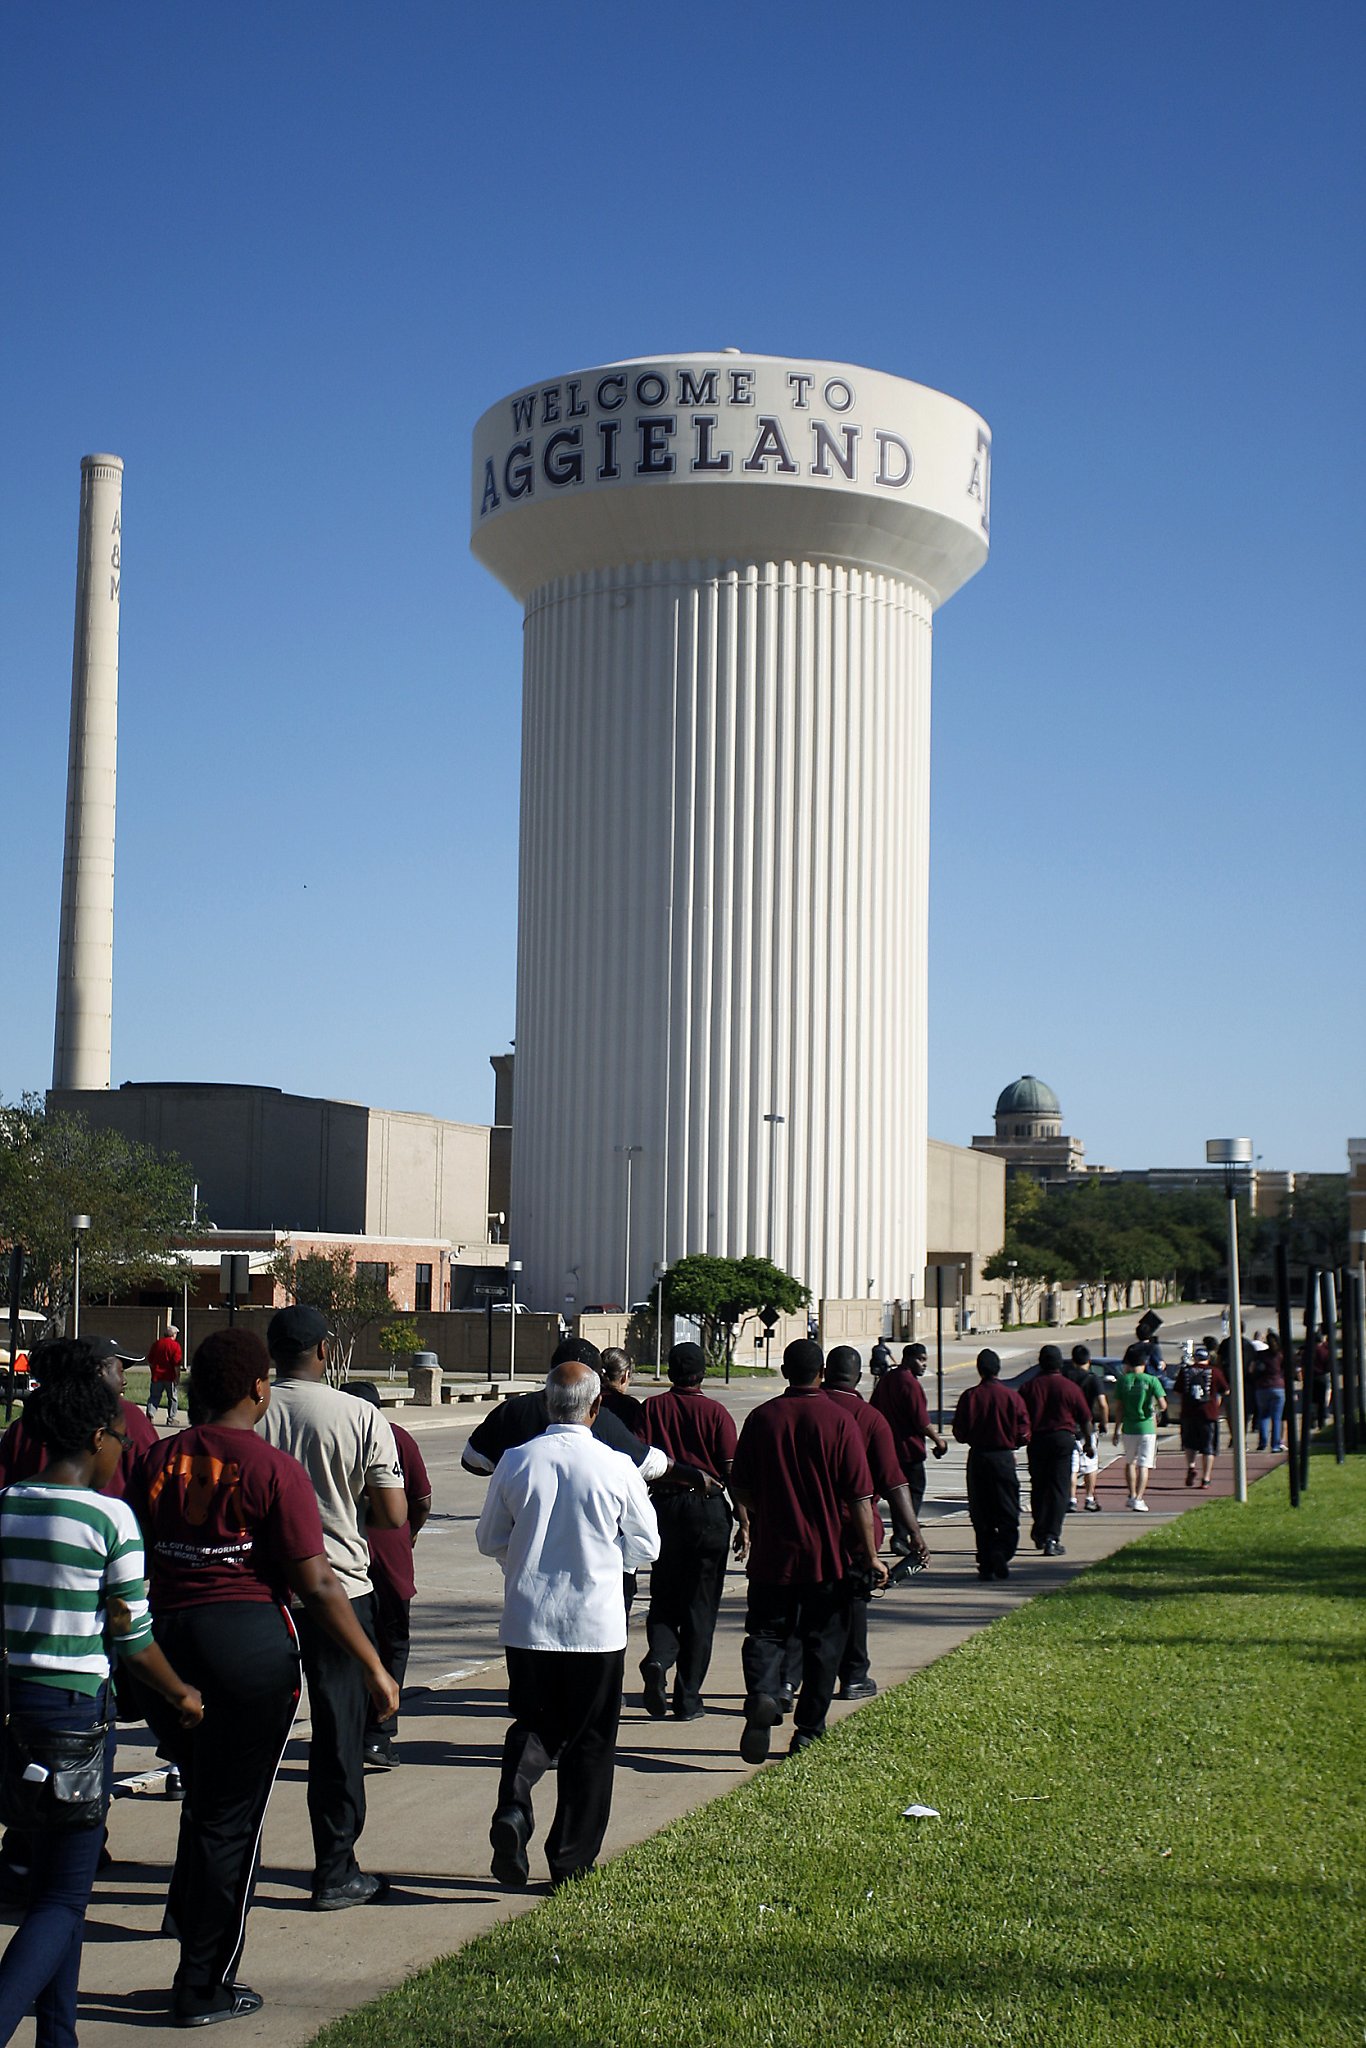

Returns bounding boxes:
[901,1804,940,1819]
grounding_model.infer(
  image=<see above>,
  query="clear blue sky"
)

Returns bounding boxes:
[4,1,1362,1173]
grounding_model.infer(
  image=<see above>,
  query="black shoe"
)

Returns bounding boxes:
[310,1871,389,1911]
[363,1742,398,1770]
[740,1692,780,1764]
[992,1564,1010,1580]
[977,1566,994,1580]
[163,1766,184,1800]
[1043,1539,1065,1557]
[639,1661,669,1719]
[773,1687,795,1712]
[489,1806,531,1889]
[673,1702,706,1722]
[788,1727,823,1755]
[839,1678,878,1701]
[173,1986,264,2028]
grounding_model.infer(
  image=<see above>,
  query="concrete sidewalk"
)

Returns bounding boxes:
[4,1438,1293,2048]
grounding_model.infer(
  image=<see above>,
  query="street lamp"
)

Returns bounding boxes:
[508,1260,523,1383]
[763,1112,785,1260]
[1206,1138,1253,1503]
[70,1214,91,1338]
[615,1146,642,1311]
[653,1259,668,1380]
[1006,1258,1017,1329]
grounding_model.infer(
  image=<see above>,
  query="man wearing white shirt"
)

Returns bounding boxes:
[476,1361,660,1890]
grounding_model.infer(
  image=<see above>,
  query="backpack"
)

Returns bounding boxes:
[1185,1364,1211,1406]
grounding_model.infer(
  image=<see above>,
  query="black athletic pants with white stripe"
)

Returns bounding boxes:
[152,1602,300,2017]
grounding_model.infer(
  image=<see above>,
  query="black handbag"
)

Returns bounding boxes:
[0,1488,112,1832]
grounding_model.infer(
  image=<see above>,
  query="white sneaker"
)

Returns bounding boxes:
[1131,1498,1149,1512]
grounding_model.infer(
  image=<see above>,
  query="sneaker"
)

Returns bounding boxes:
[740,1692,780,1764]
[172,1985,264,2028]
[1083,1498,1102,1513]
[1066,1501,1079,1514]
[639,1661,668,1720]
[362,1742,398,1770]
[1043,1538,1065,1557]
[489,1807,531,1889]
[310,1871,389,1912]
[1131,1498,1149,1512]
[1185,1470,1197,1487]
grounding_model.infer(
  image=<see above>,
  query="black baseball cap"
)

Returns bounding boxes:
[266,1304,331,1357]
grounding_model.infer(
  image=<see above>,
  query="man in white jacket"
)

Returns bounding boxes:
[476,1360,660,1890]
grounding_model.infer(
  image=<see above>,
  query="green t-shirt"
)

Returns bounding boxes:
[1117,1371,1165,1434]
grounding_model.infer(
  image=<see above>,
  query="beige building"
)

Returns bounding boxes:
[971,1075,1087,1182]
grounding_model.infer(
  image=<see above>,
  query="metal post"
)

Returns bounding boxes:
[763,1113,785,1261]
[1339,1271,1357,1456]
[6,1246,22,1424]
[508,1261,522,1383]
[71,1216,92,1339]
[1355,1267,1366,1445]
[1226,1183,1248,1504]
[935,1264,945,1429]
[653,1261,666,1381]
[616,1145,641,1310]
[1275,1242,1300,1507]
[1321,1269,1345,1464]
[1101,1279,1108,1359]
[1299,1267,1318,1493]
[486,1294,494,1377]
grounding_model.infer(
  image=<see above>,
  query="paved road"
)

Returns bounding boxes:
[3,1300,1286,2048]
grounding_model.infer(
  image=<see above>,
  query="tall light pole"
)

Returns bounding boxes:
[653,1259,668,1381]
[1006,1258,1017,1329]
[1207,1139,1253,1503]
[615,1146,642,1310]
[763,1113,785,1260]
[508,1260,522,1383]
[70,1214,91,1338]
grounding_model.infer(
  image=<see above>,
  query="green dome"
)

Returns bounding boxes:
[994,1074,1060,1119]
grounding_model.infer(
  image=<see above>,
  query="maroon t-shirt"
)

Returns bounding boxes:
[130,1423,326,1609]
[1020,1371,1093,1437]
[953,1379,1031,1451]
[1175,1363,1230,1422]
[641,1386,739,1480]
[869,1365,932,1464]
[366,1424,431,1605]
[823,1386,905,1555]
[0,1396,158,1501]
[730,1387,873,1585]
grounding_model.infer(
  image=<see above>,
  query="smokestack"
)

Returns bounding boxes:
[53,453,123,1092]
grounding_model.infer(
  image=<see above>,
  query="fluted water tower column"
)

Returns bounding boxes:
[53,453,123,1092]
[471,356,990,1312]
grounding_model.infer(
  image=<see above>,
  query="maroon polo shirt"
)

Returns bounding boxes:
[1020,1371,1093,1437]
[0,1396,158,1501]
[599,1386,648,1439]
[366,1424,431,1605]
[869,1364,932,1464]
[641,1385,738,1480]
[129,1423,325,1610]
[730,1386,873,1585]
[953,1378,1031,1452]
[822,1385,906,1555]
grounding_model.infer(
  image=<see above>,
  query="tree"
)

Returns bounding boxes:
[1253,1178,1350,1271]
[377,1316,424,1380]
[268,1246,394,1386]
[0,1094,198,1324]
[661,1254,810,1376]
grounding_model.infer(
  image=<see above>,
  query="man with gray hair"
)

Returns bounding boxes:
[476,1361,659,1891]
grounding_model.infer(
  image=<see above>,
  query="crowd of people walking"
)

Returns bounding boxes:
[0,1304,1325,2040]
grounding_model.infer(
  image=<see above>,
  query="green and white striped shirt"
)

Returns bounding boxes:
[0,1482,153,1695]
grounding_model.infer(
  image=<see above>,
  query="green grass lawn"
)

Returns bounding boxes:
[314,1455,1366,2048]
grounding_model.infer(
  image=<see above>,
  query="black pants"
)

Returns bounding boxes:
[364,1577,411,1745]
[152,1604,299,2017]
[742,1580,851,1737]
[1027,1430,1077,1547]
[838,1589,871,1687]
[498,1647,624,1885]
[643,1492,732,1711]
[905,1456,927,1520]
[295,1592,377,1892]
[966,1449,1020,1576]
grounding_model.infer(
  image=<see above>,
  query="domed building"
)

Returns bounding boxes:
[971,1076,1086,1181]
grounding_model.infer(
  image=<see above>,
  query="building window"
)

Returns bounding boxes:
[414,1263,433,1312]
[356,1261,389,1288]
